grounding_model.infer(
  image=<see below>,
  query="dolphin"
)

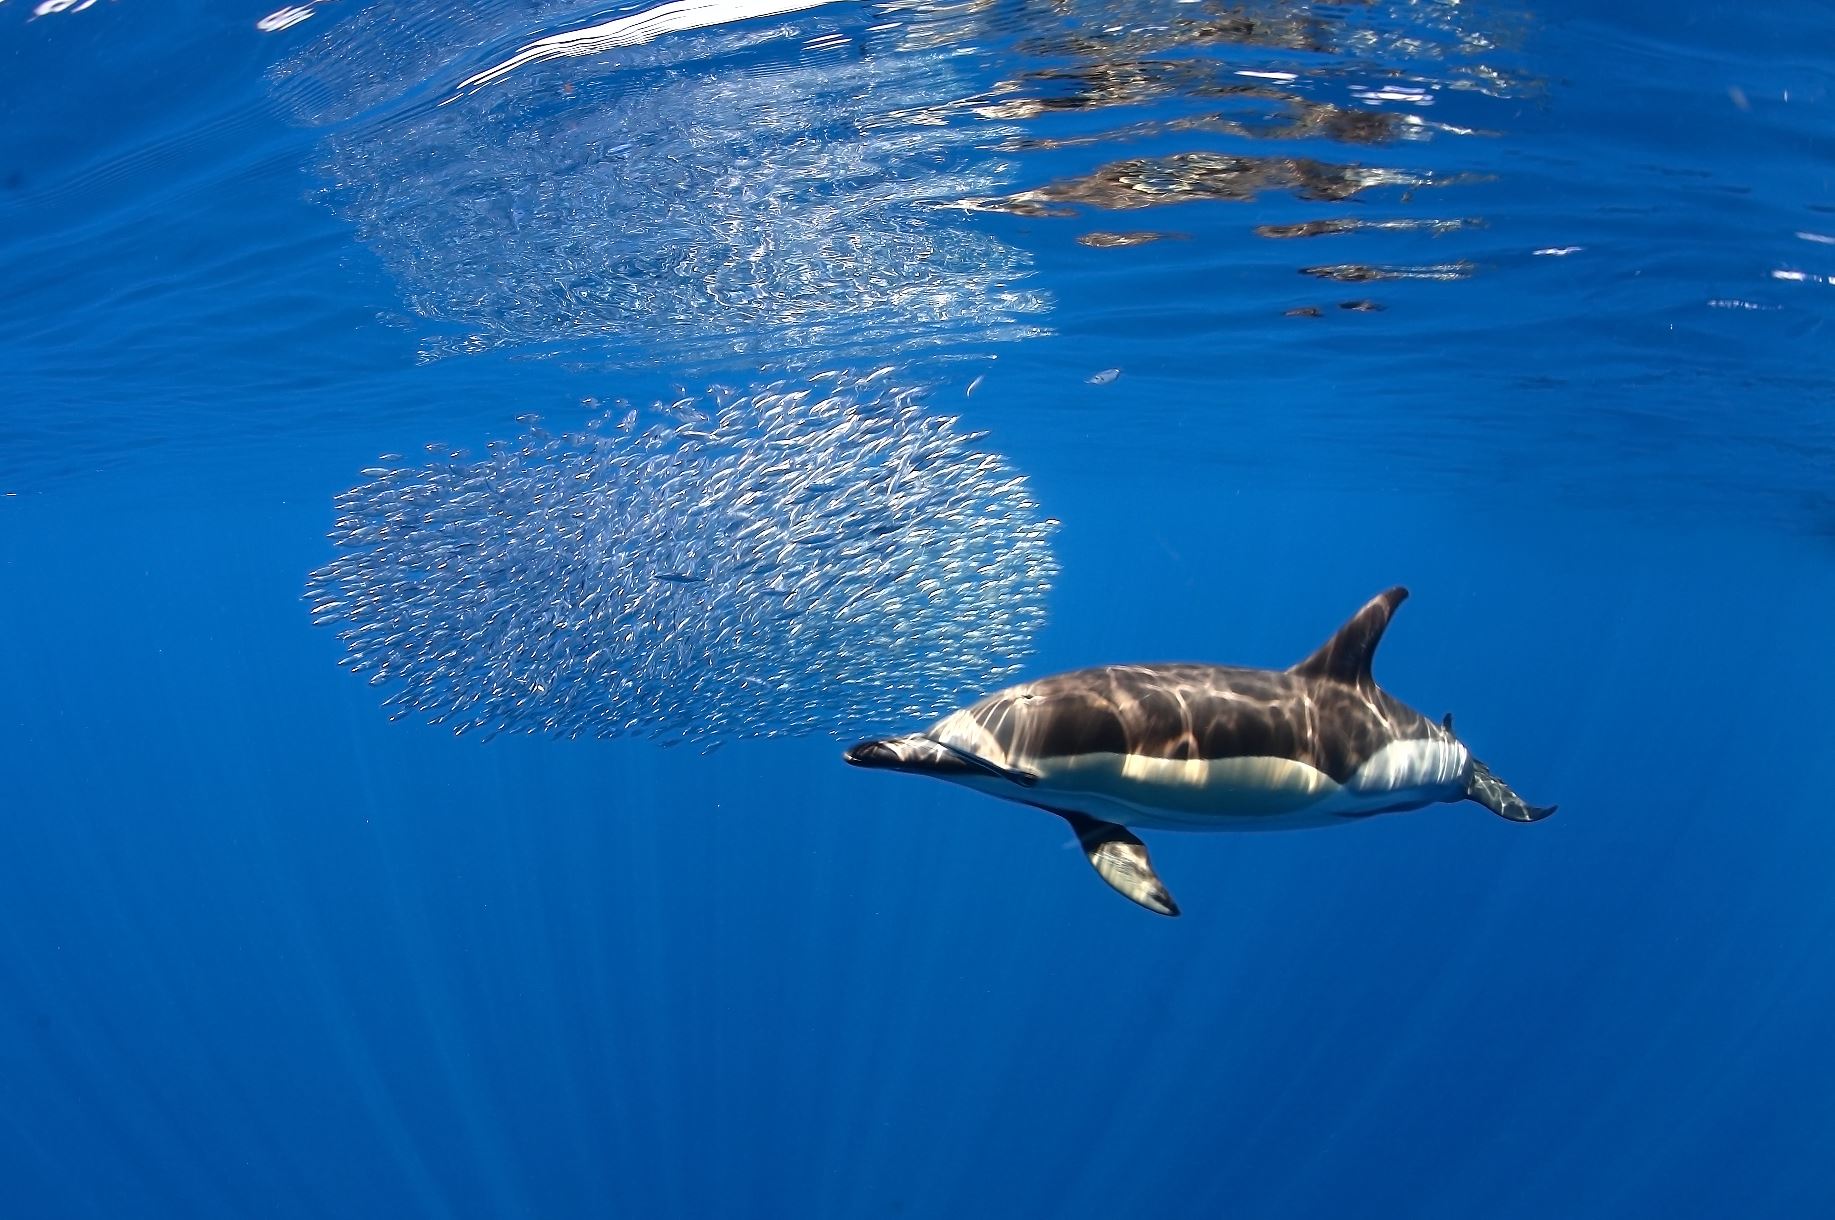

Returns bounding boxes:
[844,587,1553,916]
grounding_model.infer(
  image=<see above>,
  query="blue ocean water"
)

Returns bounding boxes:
[3,0,1834,1215]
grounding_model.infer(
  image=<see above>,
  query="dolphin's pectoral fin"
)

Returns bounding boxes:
[934,740,1039,788]
[1057,811,1180,917]
[1465,759,1556,823]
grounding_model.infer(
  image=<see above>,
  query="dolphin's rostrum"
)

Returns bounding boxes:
[844,588,1554,916]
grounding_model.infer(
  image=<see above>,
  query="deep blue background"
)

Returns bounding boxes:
[4,1,1835,1217]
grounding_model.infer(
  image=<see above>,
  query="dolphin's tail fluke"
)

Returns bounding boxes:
[1465,758,1557,822]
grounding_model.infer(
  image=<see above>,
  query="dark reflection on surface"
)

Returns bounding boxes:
[1077,230,1188,248]
[983,84,1403,147]
[1283,299,1388,315]
[1299,261,1475,282]
[967,152,1462,215]
[1257,217,1478,239]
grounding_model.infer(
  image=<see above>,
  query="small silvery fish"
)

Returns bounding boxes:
[306,374,1060,748]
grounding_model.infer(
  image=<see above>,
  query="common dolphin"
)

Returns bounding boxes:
[844,588,1554,916]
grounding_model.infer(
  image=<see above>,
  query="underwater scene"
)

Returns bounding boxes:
[2,0,1833,1215]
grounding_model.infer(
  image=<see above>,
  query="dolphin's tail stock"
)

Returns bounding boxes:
[1465,758,1557,823]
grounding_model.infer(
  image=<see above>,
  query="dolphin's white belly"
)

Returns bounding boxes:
[944,731,1473,833]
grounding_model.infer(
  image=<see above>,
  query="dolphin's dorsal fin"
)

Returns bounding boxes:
[1289,586,1409,689]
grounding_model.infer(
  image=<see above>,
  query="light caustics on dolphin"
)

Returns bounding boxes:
[305,375,1060,748]
[846,588,1554,917]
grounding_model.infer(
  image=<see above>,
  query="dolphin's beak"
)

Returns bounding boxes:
[845,733,1037,788]
[844,738,910,769]
[843,734,969,776]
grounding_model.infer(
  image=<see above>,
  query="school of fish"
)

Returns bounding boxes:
[305,374,1059,746]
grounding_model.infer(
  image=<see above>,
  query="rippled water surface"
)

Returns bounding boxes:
[6,0,1829,522]
[3,1,1834,1217]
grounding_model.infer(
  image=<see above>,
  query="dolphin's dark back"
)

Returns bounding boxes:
[950,662,1440,784]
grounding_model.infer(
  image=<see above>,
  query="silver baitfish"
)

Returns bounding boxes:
[306,375,1060,748]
